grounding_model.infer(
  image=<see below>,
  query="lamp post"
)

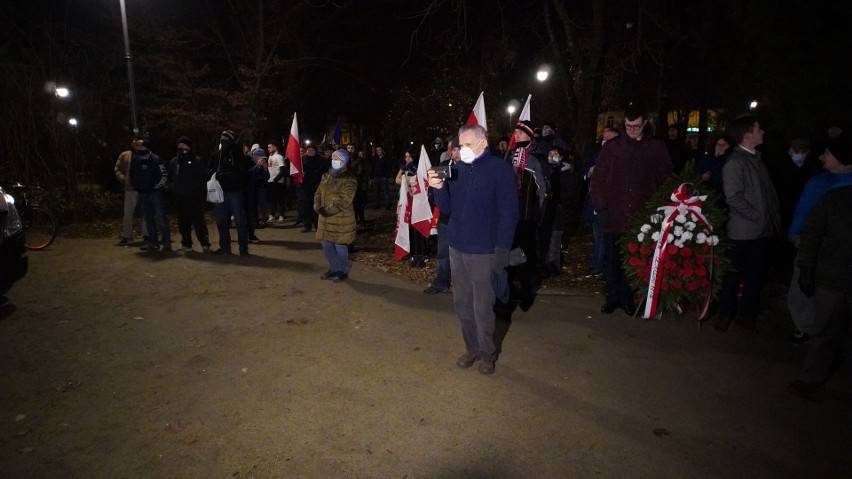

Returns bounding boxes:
[119,0,140,134]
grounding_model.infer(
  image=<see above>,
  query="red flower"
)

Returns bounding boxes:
[686,281,699,291]
[640,245,651,256]
[629,257,645,267]
[671,280,683,289]
[680,247,692,257]
[666,244,678,255]
[696,266,707,277]
[628,242,638,253]
[700,278,710,288]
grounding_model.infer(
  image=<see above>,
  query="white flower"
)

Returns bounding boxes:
[685,221,696,231]
[674,239,685,249]
[709,235,720,246]
[696,232,707,244]
[637,233,645,242]
[675,214,687,224]
[689,212,698,222]
[651,232,661,242]
[673,225,684,237]
[681,231,694,242]
[666,233,675,243]
[640,224,651,234]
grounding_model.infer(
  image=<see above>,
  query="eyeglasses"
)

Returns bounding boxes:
[624,122,645,131]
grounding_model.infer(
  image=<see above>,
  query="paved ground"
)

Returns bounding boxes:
[0,220,849,478]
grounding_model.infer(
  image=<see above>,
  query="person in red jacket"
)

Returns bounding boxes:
[590,104,673,315]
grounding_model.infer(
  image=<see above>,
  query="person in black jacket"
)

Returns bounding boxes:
[540,146,576,275]
[297,145,330,232]
[208,129,254,255]
[130,135,171,252]
[170,136,210,253]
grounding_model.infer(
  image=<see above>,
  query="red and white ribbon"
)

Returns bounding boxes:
[643,183,714,320]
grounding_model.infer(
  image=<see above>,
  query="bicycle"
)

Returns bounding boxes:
[10,182,58,250]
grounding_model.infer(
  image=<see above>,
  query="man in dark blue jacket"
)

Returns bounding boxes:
[130,135,171,252]
[208,129,254,255]
[429,124,519,375]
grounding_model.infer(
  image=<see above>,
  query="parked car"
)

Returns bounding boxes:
[0,186,27,294]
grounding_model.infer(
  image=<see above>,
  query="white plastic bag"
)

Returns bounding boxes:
[206,173,224,203]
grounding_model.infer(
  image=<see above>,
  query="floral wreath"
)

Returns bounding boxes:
[621,170,729,321]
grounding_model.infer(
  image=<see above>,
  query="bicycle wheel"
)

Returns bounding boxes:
[24,205,57,250]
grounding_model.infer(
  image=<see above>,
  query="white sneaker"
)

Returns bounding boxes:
[177,246,193,253]
[267,215,275,222]
[202,246,211,253]
[278,216,284,222]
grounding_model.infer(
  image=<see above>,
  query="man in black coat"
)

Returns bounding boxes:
[208,129,254,255]
[170,136,210,253]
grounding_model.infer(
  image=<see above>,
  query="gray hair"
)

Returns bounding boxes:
[458,123,487,140]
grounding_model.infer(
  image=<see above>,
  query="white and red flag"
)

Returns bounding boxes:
[286,113,302,184]
[394,179,411,260]
[508,94,532,150]
[465,91,488,131]
[410,146,433,238]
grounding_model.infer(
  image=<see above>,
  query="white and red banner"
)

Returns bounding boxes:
[465,91,488,131]
[411,146,433,238]
[286,113,302,185]
[508,94,532,151]
[394,179,411,260]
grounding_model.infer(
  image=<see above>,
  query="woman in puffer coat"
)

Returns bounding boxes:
[314,149,358,282]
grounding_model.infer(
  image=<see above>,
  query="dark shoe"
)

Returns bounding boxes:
[713,315,732,332]
[239,249,250,256]
[332,272,348,282]
[622,302,637,317]
[478,360,495,375]
[789,331,810,346]
[294,220,304,226]
[455,351,479,368]
[161,245,173,253]
[213,248,232,255]
[320,270,336,280]
[118,238,132,245]
[139,243,158,252]
[519,294,535,312]
[601,302,618,314]
[423,285,447,295]
[788,379,821,398]
[249,234,260,242]
[301,227,312,233]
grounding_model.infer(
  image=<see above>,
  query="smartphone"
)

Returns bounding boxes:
[431,165,453,179]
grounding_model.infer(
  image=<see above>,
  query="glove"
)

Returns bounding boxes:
[492,248,510,273]
[797,267,816,298]
[595,209,609,229]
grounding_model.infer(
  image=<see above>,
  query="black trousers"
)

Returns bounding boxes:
[603,232,634,306]
[176,192,209,247]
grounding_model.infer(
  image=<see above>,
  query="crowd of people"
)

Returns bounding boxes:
[112,113,852,386]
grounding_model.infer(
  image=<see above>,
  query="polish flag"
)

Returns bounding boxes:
[286,113,302,184]
[394,179,411,260]
[465,91,488,131]
[508,94,532,151]
[410,146,434,238]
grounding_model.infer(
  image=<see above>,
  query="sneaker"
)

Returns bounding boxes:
[455,351,479,368]
[267,215,275,223]
[213,248,232,255]
[118,238,132,245]
[139,243,158,252]
[249,234,260,242]
[202,246,211,253]
[332,272,349,282]
[239,249,250,256]
[177,246,193,253]
[423,285,447,295]
[478,360,495,375]
[278,216,284,222]
[320,270,336,280]
[789,330,810,346]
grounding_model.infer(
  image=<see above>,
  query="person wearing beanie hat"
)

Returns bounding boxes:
[130,133,172,252]
[170,135,210,253]
[209,128,254,255]
[507,118,548,311]
[245,147,271,242]
[785,134,852,347]
[314,149,358,282]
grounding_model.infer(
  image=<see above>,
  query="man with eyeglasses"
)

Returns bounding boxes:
[590,104,673,315]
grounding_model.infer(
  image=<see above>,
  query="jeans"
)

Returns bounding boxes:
[430,221,451,289]
[214,191,248,252]
[138,190,170,247]
[321,240,349,273]
[450,247,497,361]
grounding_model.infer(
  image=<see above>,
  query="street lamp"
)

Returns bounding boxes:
[749,100,759,110]
[68,118,78,127]
[119,0,140,134]
[536,64,552,82]
[55,87,70,98]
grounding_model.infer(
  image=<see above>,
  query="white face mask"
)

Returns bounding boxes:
[331,159,343,170]
[548,156,560,164]
[460,146,476,164]
[790,152,806,166]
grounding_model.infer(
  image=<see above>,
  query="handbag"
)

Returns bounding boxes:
[206,172,224,203]
[508,247,527,266]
